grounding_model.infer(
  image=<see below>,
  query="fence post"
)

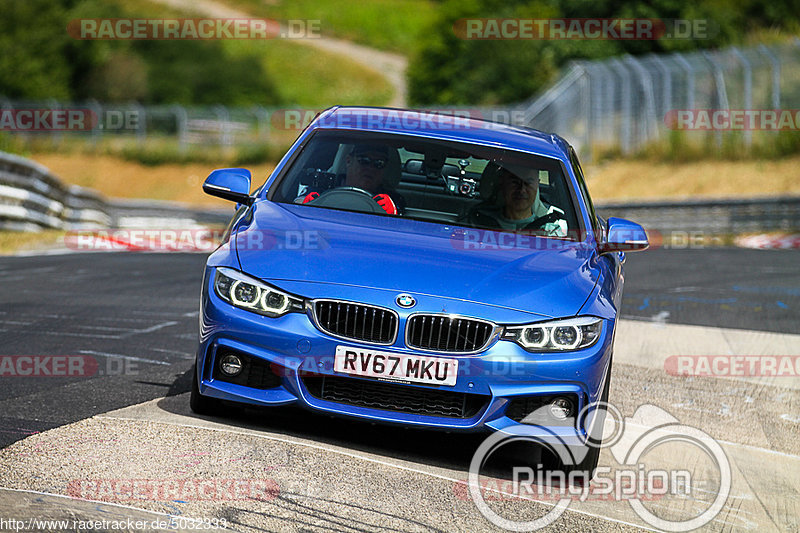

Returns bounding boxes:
[213,105,231,147]
[673,52,695,110]
[251,105,270,143]
[649,53,672,123]
[625,55,659,148]
[132,102,146,146]
[609,58,632,155]
[702,50,728,148]
[577,64,592,162]
[172,105,188,152]
[85,99,103,145]
[730,47,753,147]
[758,44,781,109]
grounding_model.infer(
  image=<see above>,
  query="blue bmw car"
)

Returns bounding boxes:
[191,107,648,475]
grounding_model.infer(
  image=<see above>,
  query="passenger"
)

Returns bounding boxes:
[468,165,567,236]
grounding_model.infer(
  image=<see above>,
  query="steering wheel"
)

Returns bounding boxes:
[523,211,563,231]
[307,187,383,214]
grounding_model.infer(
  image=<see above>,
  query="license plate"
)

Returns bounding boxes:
[334,346,458,387]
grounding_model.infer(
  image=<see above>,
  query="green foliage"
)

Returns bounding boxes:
[408,0,800,105]
[0,0,279,106]
[0,0,74,99]
[130,40,279,106]
[0,132,28,156]
[225,0,438,53]
[0,0,395,107]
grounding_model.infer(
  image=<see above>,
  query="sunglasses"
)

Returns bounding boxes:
[502,174,537,189]
[355,155,387,170]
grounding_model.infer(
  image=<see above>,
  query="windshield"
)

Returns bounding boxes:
[269,130,581,238]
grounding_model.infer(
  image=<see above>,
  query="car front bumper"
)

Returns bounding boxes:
[196,267,615,448]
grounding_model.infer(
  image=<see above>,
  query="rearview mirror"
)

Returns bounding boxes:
[602,217,649,253]
[203,168,253,205]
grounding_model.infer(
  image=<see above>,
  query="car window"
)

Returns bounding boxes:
[270,130,581,239]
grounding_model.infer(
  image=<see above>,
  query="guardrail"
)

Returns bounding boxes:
[0,150,111,231]
[596,196,800,235]
[0,150,234,232]
[2,149,798,237]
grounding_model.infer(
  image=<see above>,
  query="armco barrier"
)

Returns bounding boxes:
[596,196,800,235]
[0,150,111,230]
[2,150,798,237]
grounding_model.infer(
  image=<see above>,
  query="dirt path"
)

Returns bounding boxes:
[151,0,408,106]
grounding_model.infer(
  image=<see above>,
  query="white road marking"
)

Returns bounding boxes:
[119,321,179,339]
[79,350,172,366]
[75,325,138,332]
[96,411,660,532]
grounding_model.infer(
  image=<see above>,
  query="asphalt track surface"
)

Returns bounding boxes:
[0,248,798,532]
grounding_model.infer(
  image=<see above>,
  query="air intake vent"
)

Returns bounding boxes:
[313,300,397,344]
[407,315,495,353]
[303,376,488,419]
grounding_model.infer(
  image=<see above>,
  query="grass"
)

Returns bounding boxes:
[616,130,800,163]
[2,131,298,167]
[0,230,65,255]
[248,39,393,106]
[28,150,274,206]
[585,154,800,202]
[118,0,394,106]
[224,0,437,53]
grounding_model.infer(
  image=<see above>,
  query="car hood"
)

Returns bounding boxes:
[234,202,599,318]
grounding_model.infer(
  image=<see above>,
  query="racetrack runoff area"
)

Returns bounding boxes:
[0,319,797,532]
[0,249,797,531]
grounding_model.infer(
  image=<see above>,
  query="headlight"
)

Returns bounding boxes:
[502,317,602,352]
[214,267,304,317]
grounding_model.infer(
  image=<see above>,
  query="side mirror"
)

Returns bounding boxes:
[602,217,649,253]
[203,168,253,205]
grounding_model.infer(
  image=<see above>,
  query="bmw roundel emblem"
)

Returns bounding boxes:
[396,293,416,308]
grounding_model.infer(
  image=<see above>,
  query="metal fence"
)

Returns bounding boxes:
[2,40,799,159]
[514,40,800,159]
[0,99,274,150]
[516,38,800,158]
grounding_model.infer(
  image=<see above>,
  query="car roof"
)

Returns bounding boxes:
[308,106,571,160]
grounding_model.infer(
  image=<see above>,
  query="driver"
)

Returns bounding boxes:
[468,165,567,236]
[301,144,405,214]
